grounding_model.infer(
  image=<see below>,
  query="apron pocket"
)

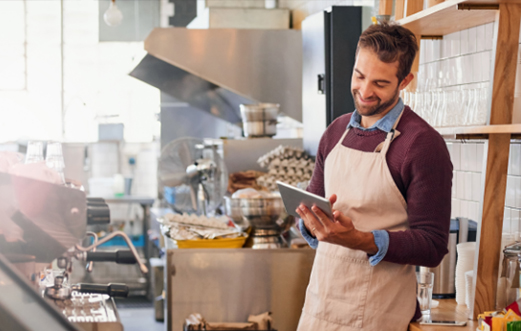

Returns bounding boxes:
[303,248,372,329]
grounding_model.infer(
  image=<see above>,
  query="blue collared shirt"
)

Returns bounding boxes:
[299,98,404,266]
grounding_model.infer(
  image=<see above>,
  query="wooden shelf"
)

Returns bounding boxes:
[435,124,521,139]
[409,299,477,331]
[396,0,518,36]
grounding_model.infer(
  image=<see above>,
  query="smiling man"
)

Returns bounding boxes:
[295,23,453,330]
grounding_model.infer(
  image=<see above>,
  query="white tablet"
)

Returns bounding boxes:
[276,181,333,220]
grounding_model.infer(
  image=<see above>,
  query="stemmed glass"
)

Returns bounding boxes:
[25,141,44,164]
[46,142,66,184]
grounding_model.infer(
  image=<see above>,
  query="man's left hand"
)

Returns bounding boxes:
[296,201,378,255]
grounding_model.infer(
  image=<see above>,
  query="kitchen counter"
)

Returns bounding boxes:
[409,299,477,331]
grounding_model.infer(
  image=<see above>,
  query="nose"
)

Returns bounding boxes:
[357,81,374,100]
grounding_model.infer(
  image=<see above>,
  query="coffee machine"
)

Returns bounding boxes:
[0,171,147,330]
[430,217,477,298]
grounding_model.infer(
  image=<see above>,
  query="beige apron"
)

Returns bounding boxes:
[297,110,417,331]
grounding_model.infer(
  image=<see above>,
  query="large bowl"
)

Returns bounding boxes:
[239,197,285,230]
[240,103,280,121]
[242,120,277,137]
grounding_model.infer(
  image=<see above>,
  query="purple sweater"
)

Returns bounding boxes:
[307,106,453,267]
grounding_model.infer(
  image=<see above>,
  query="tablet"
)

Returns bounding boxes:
[276,181,333,220]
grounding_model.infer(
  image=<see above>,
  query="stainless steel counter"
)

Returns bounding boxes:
[165,248,315,331]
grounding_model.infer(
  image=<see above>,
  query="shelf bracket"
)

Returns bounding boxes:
[421,35,443,40]
[458,4,499,11]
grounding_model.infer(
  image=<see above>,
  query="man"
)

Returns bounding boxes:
[295,23,452,331]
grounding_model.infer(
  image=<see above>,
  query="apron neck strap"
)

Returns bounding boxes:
[336,127,351,148]
[380,106,405,156]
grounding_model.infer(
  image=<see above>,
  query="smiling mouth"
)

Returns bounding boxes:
[357,94,378,105]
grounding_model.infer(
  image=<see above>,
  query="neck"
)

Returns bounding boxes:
[359,98,400,128]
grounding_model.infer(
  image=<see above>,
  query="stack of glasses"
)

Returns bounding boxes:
[401,85,489,127]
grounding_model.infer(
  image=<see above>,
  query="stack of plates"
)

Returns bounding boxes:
[455,242,476,306]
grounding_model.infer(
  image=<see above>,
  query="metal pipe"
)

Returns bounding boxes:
[75,231,148,274]
[85,231,98,272]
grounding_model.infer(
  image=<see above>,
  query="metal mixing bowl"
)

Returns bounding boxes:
[239,103,280,121]
[225,195,294,232]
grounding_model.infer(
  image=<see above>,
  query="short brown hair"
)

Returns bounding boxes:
[357,23,418,82]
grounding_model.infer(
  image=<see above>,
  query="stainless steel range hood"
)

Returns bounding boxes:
[129,28,302,124]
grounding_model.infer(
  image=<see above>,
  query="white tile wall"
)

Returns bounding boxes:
[450,141,521,236]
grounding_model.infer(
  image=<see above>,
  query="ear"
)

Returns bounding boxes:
[399,72,414,90]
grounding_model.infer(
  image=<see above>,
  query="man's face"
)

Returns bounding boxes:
[351,47,402,117]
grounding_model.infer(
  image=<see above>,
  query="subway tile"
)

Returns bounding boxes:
[512,209,520,234]
[455,56,463,85]
[442,35,451,59]
[482,51,491,82]
[465,172,473,200]
[461,144,470,170]
[449,31,461,57]
[510,143,521,176]
[469,201,480,222]
[461,200,469,218]
[433,40,441,62]
[503,208,512,233]
[476,24,486,52]
[468,27,477,53]
[425,40,434,63]
[457,172,465,199]
[472,172,482,202]
[467,143,477,172]
[506,176,516,207]
[463,55,474,85]
[476,143,484,172]
[510,209,521,237]
[449,58,458,86]
[515,176,521,209]
[472,53,482,83]
[452,143,461,170]
[451,199,459,218]
[460,29,469,55]
[485,22,494,51]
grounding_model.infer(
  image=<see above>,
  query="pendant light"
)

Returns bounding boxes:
[104,0,123,27]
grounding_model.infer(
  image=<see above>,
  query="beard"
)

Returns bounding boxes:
[352,87,400,117]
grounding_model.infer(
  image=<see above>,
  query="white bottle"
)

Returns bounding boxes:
[113,174,125,197]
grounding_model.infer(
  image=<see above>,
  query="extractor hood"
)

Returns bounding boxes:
[129,28,302,125]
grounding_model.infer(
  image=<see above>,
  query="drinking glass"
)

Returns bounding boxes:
[25,141,44,164]
[467,89,479,126]
[475,86,489,125]
[417,271,435,316]
[46,142,66,184]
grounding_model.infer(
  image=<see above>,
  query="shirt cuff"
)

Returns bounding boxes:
[298,219,319,249]
[368,230,389,266]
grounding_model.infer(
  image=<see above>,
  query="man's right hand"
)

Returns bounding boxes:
[297,194,337,237]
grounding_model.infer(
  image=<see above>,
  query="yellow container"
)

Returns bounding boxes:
[176,236,247,249]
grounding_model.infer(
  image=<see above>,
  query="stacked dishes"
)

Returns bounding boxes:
[240,103,279,138]
[455,242,476,306]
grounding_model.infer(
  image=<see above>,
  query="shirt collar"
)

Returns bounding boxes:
[348,98,404,133]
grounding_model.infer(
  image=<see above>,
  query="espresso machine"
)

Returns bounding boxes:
[0,171,148,331]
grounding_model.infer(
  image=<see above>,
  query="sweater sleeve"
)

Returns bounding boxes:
[383,131,453,267]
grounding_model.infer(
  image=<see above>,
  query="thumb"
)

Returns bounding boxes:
[333,210,352,227]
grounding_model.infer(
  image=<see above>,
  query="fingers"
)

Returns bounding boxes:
[295,204,324,236]
[333,210,353,228]
[328,194,337,207]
